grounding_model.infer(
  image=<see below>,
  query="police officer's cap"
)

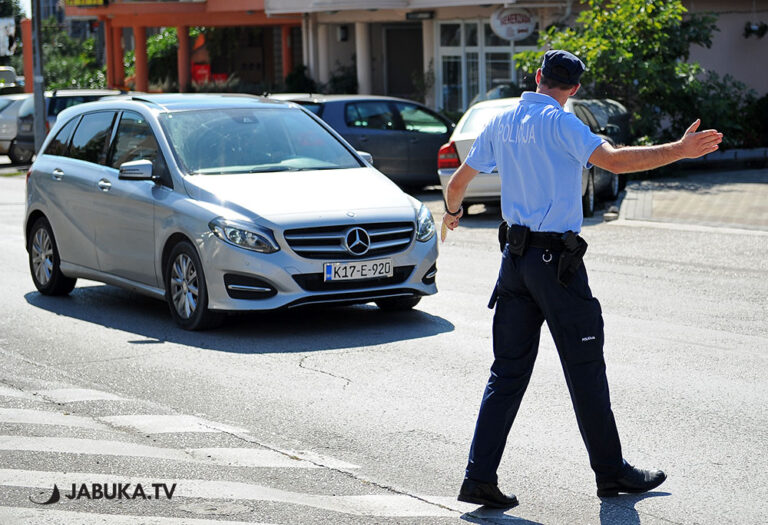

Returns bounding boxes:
[541,50,585,85]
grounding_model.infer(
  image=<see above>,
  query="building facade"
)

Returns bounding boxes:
[266,0,768,113]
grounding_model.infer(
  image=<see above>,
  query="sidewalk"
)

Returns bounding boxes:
[620,168,768,231]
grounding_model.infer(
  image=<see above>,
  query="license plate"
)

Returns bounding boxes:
[20,124,31,132]
[323,258,393,282]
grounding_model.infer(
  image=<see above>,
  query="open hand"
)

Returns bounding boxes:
[679,119,723,159]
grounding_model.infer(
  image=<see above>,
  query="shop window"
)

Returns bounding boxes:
[441,56,462,113]
[440,24,461,46]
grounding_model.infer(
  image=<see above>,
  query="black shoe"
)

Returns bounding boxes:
[458,478,519,509]
[597,462,667,497]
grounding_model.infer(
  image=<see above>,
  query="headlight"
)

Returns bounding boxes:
[209,218,279,254]
[415,203,435,242]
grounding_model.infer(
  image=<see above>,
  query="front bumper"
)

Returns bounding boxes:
[198,231,439,311]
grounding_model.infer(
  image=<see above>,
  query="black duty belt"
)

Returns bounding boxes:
[498,222,588,287]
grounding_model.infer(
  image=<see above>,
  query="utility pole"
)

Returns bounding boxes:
[31,0,45,153]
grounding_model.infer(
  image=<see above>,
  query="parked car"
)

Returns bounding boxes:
[15,89,124,161]
[0,93,32,164]
[271,94,455,189]
[0,66,23,95]
[25,94,438,330]
[437,97,629,217]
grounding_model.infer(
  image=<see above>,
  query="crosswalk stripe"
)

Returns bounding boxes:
[0,409,114,431]
[0,436,319,469]
[0,386,40,401]
[0,506,274,525]
[34,388,127,403]
[100,415,248,434]
[0,469,456,517]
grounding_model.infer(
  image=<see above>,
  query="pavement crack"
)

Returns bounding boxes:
[297,354,352,389]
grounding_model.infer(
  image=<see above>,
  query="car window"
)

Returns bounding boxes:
[295,102,323,116]
[395,103,448,134]
[17,96,34,119]
[159,107,361,175]
[459,104,514,135]
[49,96,87,117]
[109,111,171,185]
[68,111,117,164]
[0,98,14,113]
[344,102,397,130]
[43,116,80,157]
[572,104,599,132]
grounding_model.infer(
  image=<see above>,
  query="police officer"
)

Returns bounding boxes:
[444,50,723,508]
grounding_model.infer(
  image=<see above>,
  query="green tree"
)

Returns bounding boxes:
[40,17,106,89]
[515,0,757,147]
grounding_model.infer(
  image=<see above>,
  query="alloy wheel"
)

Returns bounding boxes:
[31,227,54,286]
[170,253,199,319]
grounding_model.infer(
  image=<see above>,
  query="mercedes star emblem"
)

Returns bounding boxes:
[344,227,371,256]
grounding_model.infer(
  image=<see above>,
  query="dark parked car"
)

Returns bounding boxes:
[15,89,123,161]
[271,94,455,189]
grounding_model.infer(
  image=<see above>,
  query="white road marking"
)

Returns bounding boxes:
[0,469,456,517]
[186,448,318,469]
[0,386,40,401]
[0,507,273,525]
[100,415,248,434]
[0,436,319,469]
[283,449,360,470]
[35,388,127,403]
[0,409,114,431]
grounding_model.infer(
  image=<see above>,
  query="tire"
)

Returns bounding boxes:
[603,171,620,201]
[9,142,33,165]
[28,217,77,295]
[582,169,595,218]
[165,241,222,330]
[375,296,421,311]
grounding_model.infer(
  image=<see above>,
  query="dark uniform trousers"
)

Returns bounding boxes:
[465,244,624,484]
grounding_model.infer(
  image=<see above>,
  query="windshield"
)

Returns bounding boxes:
[159,107,361,175]
[459,103,519,135]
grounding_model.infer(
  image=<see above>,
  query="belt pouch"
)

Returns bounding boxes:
[506,224,530,256]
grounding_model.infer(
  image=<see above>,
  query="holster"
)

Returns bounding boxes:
[557,231,588,287]
[505,224,530,256]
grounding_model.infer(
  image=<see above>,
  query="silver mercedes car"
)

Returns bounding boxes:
[24,94,438,329]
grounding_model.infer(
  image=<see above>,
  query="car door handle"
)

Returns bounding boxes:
[97,178,112,192]
[358,135,368,143]
[408,138,419,144]
[52,168,64,181]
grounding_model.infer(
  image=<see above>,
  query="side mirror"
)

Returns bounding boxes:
[601,124,621,136]
[357,151,374,166]
[119,159,155,181]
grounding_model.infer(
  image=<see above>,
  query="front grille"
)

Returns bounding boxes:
[285,288,422,309]
[293,265,414,291]
[284,222,414,260]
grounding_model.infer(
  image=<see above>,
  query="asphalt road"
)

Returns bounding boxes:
[0,173,766,524]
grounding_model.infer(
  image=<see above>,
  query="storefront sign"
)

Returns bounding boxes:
[64,0,107,6]
[406,11,434,21]
[489,8,536,42]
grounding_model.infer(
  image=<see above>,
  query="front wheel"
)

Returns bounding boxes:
[375,296,421,311]
[582,170,595,217]
[28,217,77,295]
[165,241,222,330]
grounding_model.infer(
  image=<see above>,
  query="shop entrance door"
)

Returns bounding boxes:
[385,24,422,100]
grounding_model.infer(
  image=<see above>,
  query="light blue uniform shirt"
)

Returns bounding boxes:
[465,92,604,233]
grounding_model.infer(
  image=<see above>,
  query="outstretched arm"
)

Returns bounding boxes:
[589,120,723,174]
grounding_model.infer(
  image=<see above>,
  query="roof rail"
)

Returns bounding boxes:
[131,96,165,108]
